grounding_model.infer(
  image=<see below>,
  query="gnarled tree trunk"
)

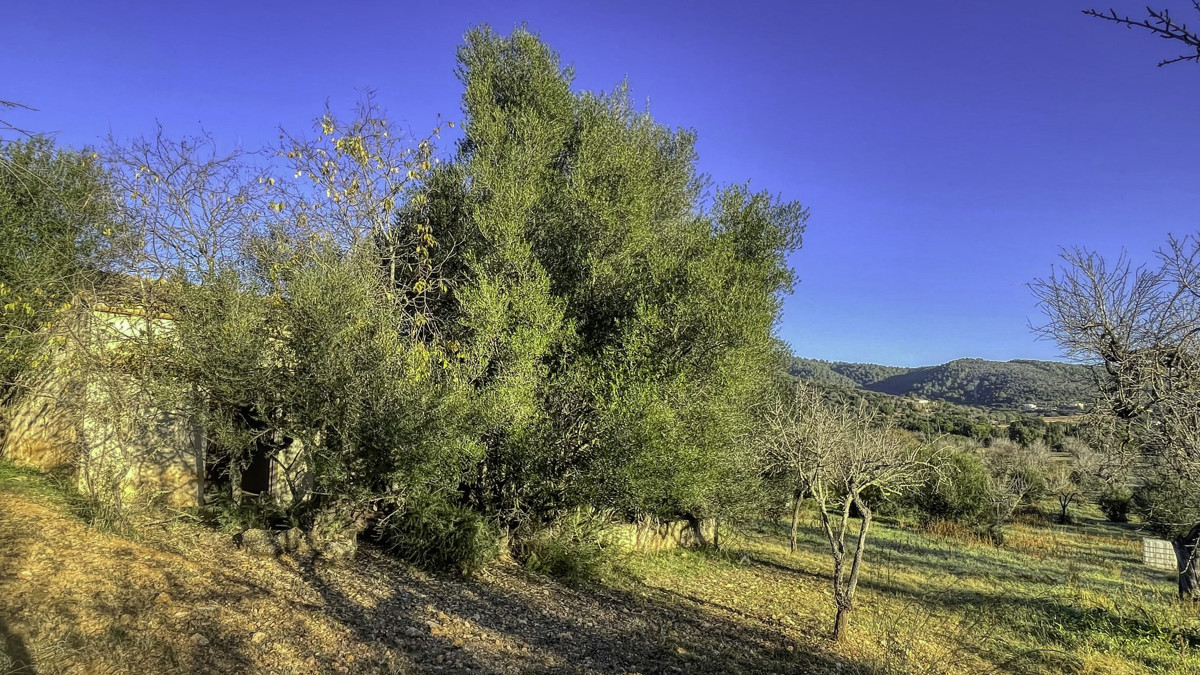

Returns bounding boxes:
[1173,523,1200,600]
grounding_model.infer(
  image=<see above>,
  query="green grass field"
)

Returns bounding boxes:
[619,507,1198,674]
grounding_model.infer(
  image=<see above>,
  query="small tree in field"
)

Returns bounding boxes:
[768,383,928,641]
[1045,462,1082,524]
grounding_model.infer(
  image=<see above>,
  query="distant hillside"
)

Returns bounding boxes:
[790,357,1096,411]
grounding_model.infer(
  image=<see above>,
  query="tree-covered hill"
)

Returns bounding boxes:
[790,357,1097,411]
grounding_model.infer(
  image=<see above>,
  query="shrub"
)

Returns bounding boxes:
[1013,466,1048,504]
[513,508,626,585]
[376,498,500,576]
[1097,484,1132,523]
[1132,474,1200,539]
[984,439,1051,504]
[908,451,992,529]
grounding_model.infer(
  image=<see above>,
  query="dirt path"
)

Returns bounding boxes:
[0,491,852,674]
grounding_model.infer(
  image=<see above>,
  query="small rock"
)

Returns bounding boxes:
[17,570,32,580]
[276,527,313,556]
[189,633,209,646]
[251,632,267,644]
[239,529,281,557]
[155,592,172,604]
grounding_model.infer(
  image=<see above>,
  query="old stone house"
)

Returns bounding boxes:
[0,301,303,509]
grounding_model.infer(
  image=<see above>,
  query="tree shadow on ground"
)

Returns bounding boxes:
[726,523,1197,674]
[0,617,34,675]
[850,568,1195,673]
[291,544,878,675]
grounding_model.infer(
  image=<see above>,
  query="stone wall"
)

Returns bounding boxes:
[613,518,716,553]
[1,368,77,471]
[0,308,206,508]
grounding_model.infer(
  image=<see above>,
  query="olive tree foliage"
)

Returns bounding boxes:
[1032,240,1200,598]
[0,137,119,399]
[765,382,927,642]
[407,27,806,534]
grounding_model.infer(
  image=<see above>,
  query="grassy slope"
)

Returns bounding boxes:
[1,461,1197,674]
[625,511,1198,674]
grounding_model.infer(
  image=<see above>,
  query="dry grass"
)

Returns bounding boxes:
[1,460,1196,674]
[0,462,846,675]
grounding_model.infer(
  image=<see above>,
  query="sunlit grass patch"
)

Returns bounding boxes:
[619,511,1200,674]
[0,458,73,505]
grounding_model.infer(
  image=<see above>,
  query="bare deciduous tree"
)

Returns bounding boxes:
[0,99,36,141]
[1033,239,1200,598]
[1046,461,1082,524]
[767,383,929,641]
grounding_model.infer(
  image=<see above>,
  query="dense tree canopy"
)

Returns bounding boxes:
[408,27,807,528]
[0,138,118,394]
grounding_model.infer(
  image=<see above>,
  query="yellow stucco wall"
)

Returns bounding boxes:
[0,307,205,508]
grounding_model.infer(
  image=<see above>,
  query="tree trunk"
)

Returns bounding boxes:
[230,461,243,506]
[790,490,803,554]
[832,606,850,642]
[684,514,709,548]
[1173,523,1200,600]
[828,494,871,643]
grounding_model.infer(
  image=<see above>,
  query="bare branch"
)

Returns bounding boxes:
[1084,5,1200,66]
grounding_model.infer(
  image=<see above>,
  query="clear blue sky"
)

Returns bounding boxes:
[5,1,1199,367]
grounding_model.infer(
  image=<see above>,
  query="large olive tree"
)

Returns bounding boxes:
[411,27,807,535]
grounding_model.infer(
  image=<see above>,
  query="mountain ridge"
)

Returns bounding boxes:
[789,356,1097,412]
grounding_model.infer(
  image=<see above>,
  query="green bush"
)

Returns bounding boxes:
[198,490,294,535]
[1097,484,1132,523]
[1132,474,1200,539]
[514,509,627,585]
[377,498,500,576]
[1013,465,1048,504]
[908,452,992,528]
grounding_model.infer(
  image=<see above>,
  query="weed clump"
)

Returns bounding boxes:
[514,509,627,585]
[376,497,500,576]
